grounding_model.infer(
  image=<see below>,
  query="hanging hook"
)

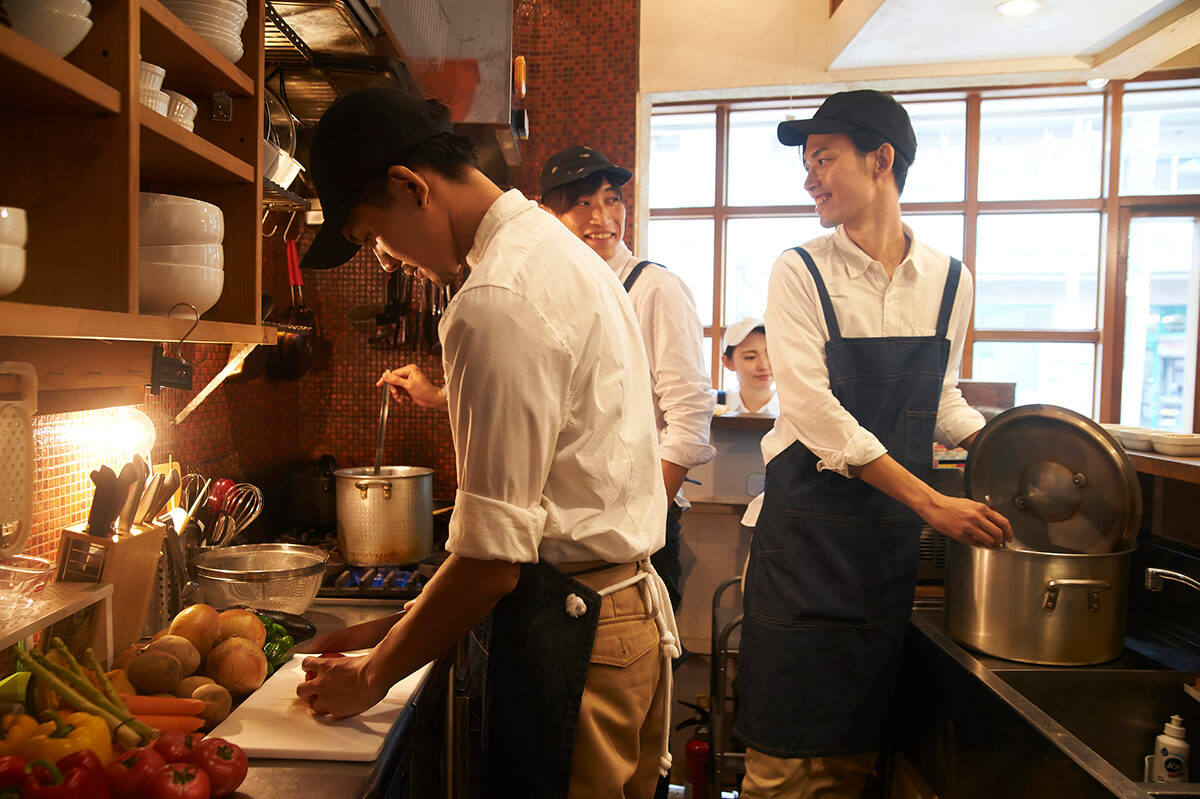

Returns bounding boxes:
[282,209,299,241]
[262,209,279,238]
[167,303,207,366]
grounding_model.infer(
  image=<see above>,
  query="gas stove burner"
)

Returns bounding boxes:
[334,565,420,591]
[317,551,447,600]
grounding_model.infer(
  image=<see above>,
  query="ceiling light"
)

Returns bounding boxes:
[995,0,1042,16]
[1086,78,1109,90]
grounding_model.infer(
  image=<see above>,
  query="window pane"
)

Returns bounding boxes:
[972,342,1095,417]
[902,101,966,202]
[724,217,826,325]
[1120,88,1200,196]
[979,95,1103,200]
[1121,216,1199,431]
[649,113,716,208]
[728,107,816,206]
[903,214,964,260]
[974,213,1099,329]
[647,218,715,326]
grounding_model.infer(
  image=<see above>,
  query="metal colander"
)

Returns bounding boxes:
[192,543,327,615]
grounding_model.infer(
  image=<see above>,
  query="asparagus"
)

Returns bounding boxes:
[28,650,158,745]
[84,647,131,717]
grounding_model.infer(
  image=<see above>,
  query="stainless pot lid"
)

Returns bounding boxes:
[964,404,1141,554]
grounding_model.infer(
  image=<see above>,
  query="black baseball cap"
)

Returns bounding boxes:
[777,90,917,165]
[300,87,454,270]
[540,146,632,197]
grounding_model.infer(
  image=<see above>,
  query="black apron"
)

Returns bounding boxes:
[483,560,602,797]
[734,247,961,758]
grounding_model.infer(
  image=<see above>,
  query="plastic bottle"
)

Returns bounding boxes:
[1152,714,1190,782]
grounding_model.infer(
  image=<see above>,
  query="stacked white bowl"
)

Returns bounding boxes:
[139,193,225,317]
[139,60,169,117]
[162,0,247,64]
[0,208,27,298]
[7,0,94,59]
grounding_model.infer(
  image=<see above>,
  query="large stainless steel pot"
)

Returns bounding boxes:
[945,539,1132,665]
[335,466,432,566]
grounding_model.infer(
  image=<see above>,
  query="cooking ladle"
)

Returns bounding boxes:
[374,380,391,475]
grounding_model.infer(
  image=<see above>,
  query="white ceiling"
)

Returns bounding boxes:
[830,0,1188,70]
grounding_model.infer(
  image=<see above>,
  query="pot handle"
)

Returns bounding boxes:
[1042,578,1111,613]
[354,479,392,500]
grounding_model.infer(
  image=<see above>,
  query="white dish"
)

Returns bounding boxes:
[139,87,169,116]
[139,260,224,317]
[139,192,224,245]
[1150,433,1200,458]
[1116,427,1155,452]
[139,60,166,92]
[163,0,248,28]
[164,90,199,130]
[10,0,92,19]
[140,243,224,270]
[268,149,305,189]
[7,5,93,59]
[0,244,26,297]
[0,208,27,248]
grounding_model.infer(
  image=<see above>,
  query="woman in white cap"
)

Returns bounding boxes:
[720,317,777,415]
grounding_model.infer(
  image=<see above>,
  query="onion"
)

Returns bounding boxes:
[169,603,221,658]
[204,637,268,696]
[218,608,267,648]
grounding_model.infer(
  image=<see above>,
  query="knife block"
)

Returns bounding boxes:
[57,522,165,654]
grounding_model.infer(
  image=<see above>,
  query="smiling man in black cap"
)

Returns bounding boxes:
[733,89,1012,797]
[295,88,681,799]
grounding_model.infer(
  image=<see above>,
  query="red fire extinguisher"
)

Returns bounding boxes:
[677,696,711,799]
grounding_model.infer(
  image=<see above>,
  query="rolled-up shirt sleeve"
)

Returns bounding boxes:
[442,285,572,563]
[765,252,886,477]
[934,266,986,445]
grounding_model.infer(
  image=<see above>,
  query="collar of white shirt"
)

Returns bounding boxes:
[829,222,926,280]
[465,189,536,270]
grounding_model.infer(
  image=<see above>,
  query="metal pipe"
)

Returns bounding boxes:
[1145,567,1200,593]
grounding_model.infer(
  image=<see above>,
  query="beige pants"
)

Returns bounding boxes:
[567,566,668,799]
[740,747,879,799]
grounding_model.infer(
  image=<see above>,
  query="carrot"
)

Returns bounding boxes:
[120,694,206,716]
[133,714,206,733]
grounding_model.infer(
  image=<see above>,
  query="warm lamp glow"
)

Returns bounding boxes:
[64,406,158,460]
[995,0,1042,16]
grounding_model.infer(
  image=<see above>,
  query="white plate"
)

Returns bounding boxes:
[1150,432,1200,458]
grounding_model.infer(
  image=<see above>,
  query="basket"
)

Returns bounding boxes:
[192,543,327,615]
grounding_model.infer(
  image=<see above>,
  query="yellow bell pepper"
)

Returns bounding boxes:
[105,669,136,698]
[24,709,112,765]
[0,713,38,757]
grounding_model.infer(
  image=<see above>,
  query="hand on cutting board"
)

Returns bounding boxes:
[379,366,447,410]
[296,653,388,719]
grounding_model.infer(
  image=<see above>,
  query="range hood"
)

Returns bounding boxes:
[265,0,522,188]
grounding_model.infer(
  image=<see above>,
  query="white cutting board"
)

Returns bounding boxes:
[208,655,432,761]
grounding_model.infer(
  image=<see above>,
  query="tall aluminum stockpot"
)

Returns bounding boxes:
[945,539,1133,666]
[334,466,433,566]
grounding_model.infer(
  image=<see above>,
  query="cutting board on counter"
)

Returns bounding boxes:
[208,655,432,761]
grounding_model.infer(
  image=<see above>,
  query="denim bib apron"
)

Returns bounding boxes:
[734,247,962,757]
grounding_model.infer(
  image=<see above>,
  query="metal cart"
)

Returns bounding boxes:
[710,575,745,798]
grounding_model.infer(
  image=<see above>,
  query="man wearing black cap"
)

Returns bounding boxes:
[540,145,715,617]
[295,88,681,799]
[734,90,1012,796]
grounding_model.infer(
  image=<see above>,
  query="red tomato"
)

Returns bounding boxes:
[191,738,248,798]
[106,746,167,799]
[152,731,205,764]
[147,762,211,799]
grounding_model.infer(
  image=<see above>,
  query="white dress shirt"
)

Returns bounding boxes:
[607,243,716,508]
[441,190,667,565]
[725,388,779,416]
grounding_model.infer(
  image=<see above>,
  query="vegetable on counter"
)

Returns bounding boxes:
[132,715,205,733]
[25,710,112,765]
[22,748,110,799]
[0,714,38,757]
[105,746,166,799]
[191,738,247,798]
[150,731,204,764]
[119,695,205,717]
[259,614,296,675]
[0,755,27,791]
[146,761,210,799]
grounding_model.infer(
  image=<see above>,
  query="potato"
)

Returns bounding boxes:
[126,649,183,694]
[145,634,201,676]
[174,675,215,698]
[169,603,221,658]
[192,683,233,728]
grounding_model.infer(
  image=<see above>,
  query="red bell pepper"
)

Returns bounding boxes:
[21,748,111,799]
[0,755,26,791]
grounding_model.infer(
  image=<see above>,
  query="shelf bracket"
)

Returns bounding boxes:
[172,343,258,425]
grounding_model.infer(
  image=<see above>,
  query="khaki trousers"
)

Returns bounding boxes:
[567,566,668,799]
[740,747,878,799]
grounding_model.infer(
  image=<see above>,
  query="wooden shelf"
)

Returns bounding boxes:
[140,109,255,183]
[140,0,254,97]
[1130,451,1200,485]
[0,302,275,344]
[0,26,121,115]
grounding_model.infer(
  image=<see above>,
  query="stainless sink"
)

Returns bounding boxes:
[995,667,1200,784]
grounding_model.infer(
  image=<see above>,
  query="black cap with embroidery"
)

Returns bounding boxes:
[777,89,917,165]
[299,87,454,270]
[540,146,633,197]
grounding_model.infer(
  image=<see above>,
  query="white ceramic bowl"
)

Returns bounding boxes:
[14,0,92,18]
[1150,432,1200,458]
[141,243,224,270]
[7,4,93,59]
[195,31,243,64]
[139,60,166,92]
[163,0,248,28]
[164,90,198,131]
[139,192,224,245]
[139,87,169,116]
[0,244,27,298]
[139,260,224,317]
[1115,426,1155,452]
[0,208,27,248]
[268,148,304,189]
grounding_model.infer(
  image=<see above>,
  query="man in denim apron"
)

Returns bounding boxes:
[734,91,1013,797]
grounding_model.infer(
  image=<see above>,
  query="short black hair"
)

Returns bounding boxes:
[848,129,910,194]
[540,171,624,216]
[356,130,480,208]
[724,325,766,359]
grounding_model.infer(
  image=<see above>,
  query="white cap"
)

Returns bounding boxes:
[722,317,765,353]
